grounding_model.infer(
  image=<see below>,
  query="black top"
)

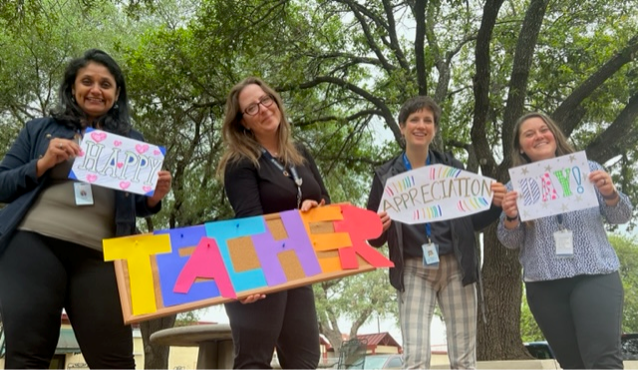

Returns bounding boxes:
[224,145,330,217]
[367,150,453,257]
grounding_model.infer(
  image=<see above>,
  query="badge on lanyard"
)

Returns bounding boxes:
[74,182,94,206]
[554,214,573,257]
[422,242,440,267]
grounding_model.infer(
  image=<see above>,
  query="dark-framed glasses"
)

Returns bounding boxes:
[243,95,275,116]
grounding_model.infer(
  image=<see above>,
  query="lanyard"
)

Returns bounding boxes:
[402,152,433,243]
[261,148,303,209]
[556,214,565,230]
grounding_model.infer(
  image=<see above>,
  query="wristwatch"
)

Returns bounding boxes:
[506,215,519,222]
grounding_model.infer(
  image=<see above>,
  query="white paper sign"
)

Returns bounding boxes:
[69,129,165,196]
[508,151,598,222]
[378,164,495,224]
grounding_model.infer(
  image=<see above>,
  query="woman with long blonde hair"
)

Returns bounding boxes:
[217,77,329,369]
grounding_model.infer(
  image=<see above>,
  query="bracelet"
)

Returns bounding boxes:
[506,215,519,222]
[602,191,619,201]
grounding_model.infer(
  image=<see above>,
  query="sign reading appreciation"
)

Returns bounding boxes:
[508,151,598,221]
[103,204,394,324]
[69,128,165,196]
[378,164,495,224]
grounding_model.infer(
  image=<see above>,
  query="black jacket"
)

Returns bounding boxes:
[0,117,161,254]
[366,149,501,292]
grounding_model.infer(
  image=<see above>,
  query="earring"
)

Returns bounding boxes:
[113,103,119,109]
[71,96,76,103]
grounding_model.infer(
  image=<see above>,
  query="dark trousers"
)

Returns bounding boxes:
[0,231,135,369]
[526,272,624,369]
[224,285,320,369]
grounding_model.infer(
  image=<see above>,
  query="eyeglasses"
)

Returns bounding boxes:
[242,95,275,116]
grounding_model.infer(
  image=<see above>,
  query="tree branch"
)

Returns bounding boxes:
[585,92,638,164]
[382,0,410,71]
[553,36,638,135]
[471,0,505,177]
[501,0,550,167]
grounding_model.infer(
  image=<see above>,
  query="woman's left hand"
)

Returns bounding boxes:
[589,170,617,199]
[491,181,507,207]
[148,170,172,207]
[300,198,325,212]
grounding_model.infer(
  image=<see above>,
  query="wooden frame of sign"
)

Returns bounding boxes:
[111,213,384,324]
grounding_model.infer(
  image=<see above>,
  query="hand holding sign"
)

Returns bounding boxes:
[69,129,166,196]
[508,151,598,221]
[378,164,495,224]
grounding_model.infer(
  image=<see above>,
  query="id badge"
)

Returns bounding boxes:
[422,243,439,267]
[74,182,94,206]
[554,229,573,257]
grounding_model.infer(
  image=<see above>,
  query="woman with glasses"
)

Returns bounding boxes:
[217,77,330,369]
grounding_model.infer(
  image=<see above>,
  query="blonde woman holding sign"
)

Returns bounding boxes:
[366,96,506,369]
[498,112,632,369]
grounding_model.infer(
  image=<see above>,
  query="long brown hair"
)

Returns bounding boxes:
[511,112,575,166]
[216,77,304,180]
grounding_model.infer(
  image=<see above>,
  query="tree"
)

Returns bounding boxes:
[610,234,638,333]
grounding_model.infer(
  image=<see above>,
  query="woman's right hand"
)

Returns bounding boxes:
[378,211,391,232]
[37,138,82,177]
[239,293,266,304]
[502,191,519,220]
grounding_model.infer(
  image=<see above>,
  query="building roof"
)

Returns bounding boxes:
[356,332,401,348]
[326,332,402,353]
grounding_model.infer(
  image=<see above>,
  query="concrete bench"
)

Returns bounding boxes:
[150,324,234,369]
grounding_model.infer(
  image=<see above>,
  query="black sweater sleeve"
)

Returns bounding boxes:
[224,158,264,218]
[366,171,388,247]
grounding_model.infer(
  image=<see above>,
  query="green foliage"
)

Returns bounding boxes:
[520,288,544,342]
[611,234,638,332]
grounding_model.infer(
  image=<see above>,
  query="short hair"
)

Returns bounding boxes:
[397,96,441,127]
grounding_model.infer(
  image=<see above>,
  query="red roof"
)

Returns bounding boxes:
[356,332,401,349]
[325,332,402,353]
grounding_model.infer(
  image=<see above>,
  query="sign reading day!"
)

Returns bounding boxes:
[69,128,165,196]
[103,204,394,324]
[508,151,598,222]
[379,164,495,224]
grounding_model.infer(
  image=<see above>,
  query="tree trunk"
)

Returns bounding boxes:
[478,223,531,360]
[140,314,177,369]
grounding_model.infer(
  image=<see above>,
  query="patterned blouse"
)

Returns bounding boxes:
[498,161,633,282]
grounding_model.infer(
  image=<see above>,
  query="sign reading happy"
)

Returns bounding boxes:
[379,164,495,224]
[69,129,165,196]
[508,151,598,221]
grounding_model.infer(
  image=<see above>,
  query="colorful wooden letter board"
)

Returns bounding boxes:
[103,204,393,323]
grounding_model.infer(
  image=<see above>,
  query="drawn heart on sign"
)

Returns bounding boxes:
[86,174,98,183]
[116,162,124,168]
[142,186,153,193]
[77,150,85,157]
[91,132,107,142]
[119,181,131,190]
[113,140,122,146]
[153,149,161,156]
[135,144,149,154]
